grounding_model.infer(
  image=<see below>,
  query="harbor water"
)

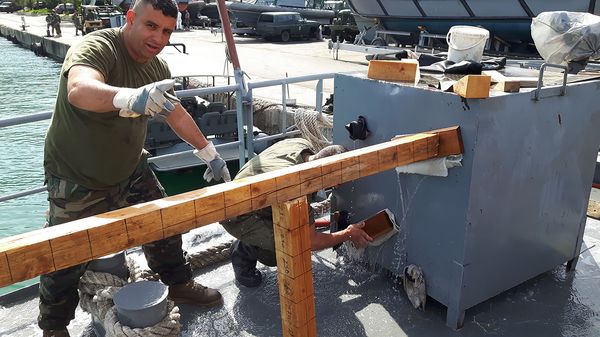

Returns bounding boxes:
[0,38,61,294]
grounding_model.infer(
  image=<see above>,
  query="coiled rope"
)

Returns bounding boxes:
[293,108,333,152]
[104,302,181,337]
[79,240,233,336]
[128,240,234,282]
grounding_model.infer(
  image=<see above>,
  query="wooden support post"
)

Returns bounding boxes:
[273,196,316,337]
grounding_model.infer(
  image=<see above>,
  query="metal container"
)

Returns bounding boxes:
[331,72,600,329]
[87,251,129,280]
[112,281,168,328]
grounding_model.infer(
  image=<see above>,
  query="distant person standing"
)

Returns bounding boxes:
[52,10,62,37]
[72,13,81,36]
[45,12,54,37]
[183,9,190,30]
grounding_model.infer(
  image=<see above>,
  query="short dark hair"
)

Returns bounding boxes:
[133,0,178,18]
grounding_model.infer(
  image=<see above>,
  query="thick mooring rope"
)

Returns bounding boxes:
[79,271,127,321]
[293,108,333,152]
[128,240,234,282]
[104,301,181,337]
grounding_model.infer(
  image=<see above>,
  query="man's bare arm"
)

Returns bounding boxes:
[66,65,120,112]
[310,222,372,251]
[165,104,210,150]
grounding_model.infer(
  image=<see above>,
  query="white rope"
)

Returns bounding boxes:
[104,301,181,337]
[126,241,234,282]
[293,108,333,151]
[79,270,181,336]
[79,271,128,321]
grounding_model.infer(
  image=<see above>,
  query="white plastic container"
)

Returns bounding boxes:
[446,26,489,63]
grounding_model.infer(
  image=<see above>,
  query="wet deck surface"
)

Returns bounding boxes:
[1,209,599,337]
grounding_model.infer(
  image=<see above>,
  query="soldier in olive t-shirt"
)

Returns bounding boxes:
[39,2,228,332]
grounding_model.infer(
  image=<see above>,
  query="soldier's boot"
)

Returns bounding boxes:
[42,328,70,337]
[168,280,223,307]
[230,240,263,287]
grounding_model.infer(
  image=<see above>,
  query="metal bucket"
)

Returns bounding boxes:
[113,281,169,328]
[87,251,129,279]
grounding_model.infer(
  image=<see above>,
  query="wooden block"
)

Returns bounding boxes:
[274,224,311,257]
[225,200,253,218]
[277,249,312,279]
[453,75,491,99]
[0,252,13,286]
[483,70,537,90]
[7,241,55,282]
[300,177,323,195]
[358,149,379,177]
[87,220,128,258]
[50,231,92,270]
[163,219,197,238]
[126,209,164,246]
[367,59,419,83]
[277,270,314,304]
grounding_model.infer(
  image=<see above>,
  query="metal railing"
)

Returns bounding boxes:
[0,72,335,204]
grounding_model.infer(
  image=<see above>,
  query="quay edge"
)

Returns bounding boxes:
[0,24,69,61]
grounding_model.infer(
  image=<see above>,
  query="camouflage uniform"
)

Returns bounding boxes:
[38,154,192,330]
[221,138,315,266]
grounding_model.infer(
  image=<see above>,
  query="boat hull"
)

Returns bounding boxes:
[347,0,598,43]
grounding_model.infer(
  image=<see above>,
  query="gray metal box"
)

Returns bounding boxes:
[331,73,600,328]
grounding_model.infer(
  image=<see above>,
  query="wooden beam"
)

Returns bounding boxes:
[0,128,461,287]
[273,197,316,337]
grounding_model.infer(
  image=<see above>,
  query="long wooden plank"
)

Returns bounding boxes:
[0,128,462,287]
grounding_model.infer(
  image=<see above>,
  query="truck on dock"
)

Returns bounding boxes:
[256,12,321,42]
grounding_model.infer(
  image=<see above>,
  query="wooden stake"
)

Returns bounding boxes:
[273,197,316,337]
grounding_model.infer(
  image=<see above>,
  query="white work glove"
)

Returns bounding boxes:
[113,79,180,118]
[193,142,232,183]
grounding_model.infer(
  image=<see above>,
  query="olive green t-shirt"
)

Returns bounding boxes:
[44,28,171,189]
[235,138,315,180]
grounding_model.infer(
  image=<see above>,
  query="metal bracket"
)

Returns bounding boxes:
[534,63,568,101]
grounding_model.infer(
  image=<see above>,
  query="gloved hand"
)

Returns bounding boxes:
[193,142,231,183]
[113,79,180,118]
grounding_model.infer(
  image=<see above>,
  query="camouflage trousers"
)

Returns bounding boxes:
[38,156,192,330]
[221,213,277,266]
